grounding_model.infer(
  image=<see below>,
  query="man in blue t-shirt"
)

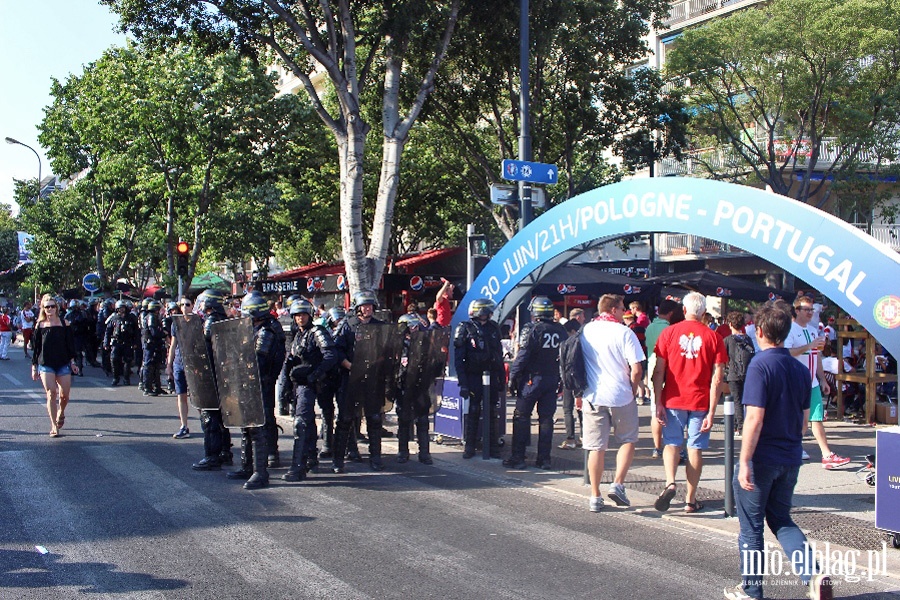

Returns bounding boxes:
[725,302,832,600]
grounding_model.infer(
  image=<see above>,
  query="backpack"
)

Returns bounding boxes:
[729,334,755,380]
[559,333,586,395]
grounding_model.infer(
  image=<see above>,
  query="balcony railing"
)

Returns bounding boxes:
[862,224,900,251]
[658,137,898,177]
[662,0,763,27]
[655,233,749,258]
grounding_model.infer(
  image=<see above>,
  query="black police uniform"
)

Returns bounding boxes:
[506,318,567,468]
[453,317,505,458]
[331,314,386,472]
[395,328,434,464]
[281,320,337,480]
[104,310,138,385]
[141,310,165,395]
[192,309,233,470]
[97,303,114,376]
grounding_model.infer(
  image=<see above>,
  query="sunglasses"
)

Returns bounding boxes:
[43,305,57,309]
[180,302,192,306]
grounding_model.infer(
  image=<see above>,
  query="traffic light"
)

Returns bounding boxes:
[176,241,190,277]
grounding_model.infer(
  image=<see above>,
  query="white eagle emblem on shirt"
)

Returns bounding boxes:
[679,333,702,359]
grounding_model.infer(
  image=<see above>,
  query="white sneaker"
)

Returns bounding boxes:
[801,449,810,460]
[589,496,604,512]
[608,483,630,507]
[723,584,753,600]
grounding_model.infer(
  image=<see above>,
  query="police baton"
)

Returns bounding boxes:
[482,371,492,460]
[723,393,736,517]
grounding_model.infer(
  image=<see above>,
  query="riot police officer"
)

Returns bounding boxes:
[162,301,179,393]
[225,291,286,489]
[276,293,305,416]
[85,299,101,368]
[281,298,337,481]
[191,289,234,471]
[331,291,387,473]
[64,300,87,375]
[504,296,566,470]
[395,313,434,465]
[104,300,139,386]
[453,298,505,459]
[141,299,166,396]
[97,299,115,376]
[317,306,346,460]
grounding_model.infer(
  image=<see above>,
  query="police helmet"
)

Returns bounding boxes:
[398,312,424,332]
[351,290,378,310]
[141,298,151,310]
[285,294,303,309]
[68,299,77,309]
[289,298,314,316]
[240,291,270,319]
[147,299,161,312]
[197,289,225,312]
[124,299,134,309]
[104,298,115,309]
[325,306,346,326]
[115,300,128,311]
[468,298,496,319]
[167,301,178,312]
[529,296,555,321]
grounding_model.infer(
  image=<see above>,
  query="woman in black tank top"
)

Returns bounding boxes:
[31,293,78,437]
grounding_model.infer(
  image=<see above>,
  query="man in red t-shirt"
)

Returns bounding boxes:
[433,278,454,328]
[651,291,726,513]
[0,306,12,360]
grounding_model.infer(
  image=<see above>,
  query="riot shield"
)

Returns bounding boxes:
[347,323,401,415]
[402,328,450,416]
[173,315,219,410]
[209,316,265,428]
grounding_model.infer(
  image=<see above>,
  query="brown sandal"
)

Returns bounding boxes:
[56,415,65,430]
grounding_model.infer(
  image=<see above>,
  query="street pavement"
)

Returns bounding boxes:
[1,342,898,599]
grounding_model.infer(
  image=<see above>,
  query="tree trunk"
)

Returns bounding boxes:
[339,121,371,294]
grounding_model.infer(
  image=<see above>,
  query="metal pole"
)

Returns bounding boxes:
[482,371,492,459]
[518,0,533,230]
[466,224,475,291]
[5,137,42,202]
[723,393,735,517]
[178,275,183,300]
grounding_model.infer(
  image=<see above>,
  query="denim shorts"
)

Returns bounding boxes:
[173,367,188,395]
[37,364,71,376]
[662,408,710,450]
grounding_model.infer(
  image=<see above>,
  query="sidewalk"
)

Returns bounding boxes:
[363,399,900,576]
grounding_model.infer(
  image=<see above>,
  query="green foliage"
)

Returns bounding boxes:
[666,0,900,208]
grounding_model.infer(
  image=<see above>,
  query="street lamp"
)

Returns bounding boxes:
[5,136,42,202]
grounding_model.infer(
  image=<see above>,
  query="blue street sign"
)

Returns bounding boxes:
[501,159,558,184]
[82,272,101,293]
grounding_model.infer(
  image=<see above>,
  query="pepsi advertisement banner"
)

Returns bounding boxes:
[453,178,900,359]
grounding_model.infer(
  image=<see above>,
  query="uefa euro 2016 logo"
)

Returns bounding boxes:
[873,296,900,329]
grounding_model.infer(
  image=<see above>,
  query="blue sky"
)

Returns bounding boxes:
[0,1,126,213]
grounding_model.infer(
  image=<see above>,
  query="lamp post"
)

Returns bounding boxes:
[5,137,42,202]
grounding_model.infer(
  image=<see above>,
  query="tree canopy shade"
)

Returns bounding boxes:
[35,43,316,293]
[103,0,465,296]
[665,0,900,208]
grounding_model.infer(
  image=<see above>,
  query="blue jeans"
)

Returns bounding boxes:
[733,462,816,599]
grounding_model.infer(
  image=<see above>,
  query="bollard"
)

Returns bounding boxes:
[723,393,735,517]
[482,371,491,460]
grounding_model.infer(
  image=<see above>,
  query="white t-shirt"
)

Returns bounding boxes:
[20,309,34,330]
[784,321,821,388]
[743,322,760,352]
[580,319,645,408]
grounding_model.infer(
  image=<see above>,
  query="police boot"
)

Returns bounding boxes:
[368,419,384,471]
[490,409,502,459]
[416,416,433,465]
[244,435,269,490]
[282,439,307,482]
[227,431,254,480]
[504,409,529,468]
[397,419,411,463]
[267,452,281,469]
[112,377,120,386]
[319,413,335,459]
[346,427,363,463]
[332,422,349,473]
[463,410,479,459]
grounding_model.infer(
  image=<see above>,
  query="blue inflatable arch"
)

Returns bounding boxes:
[452,177,900,360]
